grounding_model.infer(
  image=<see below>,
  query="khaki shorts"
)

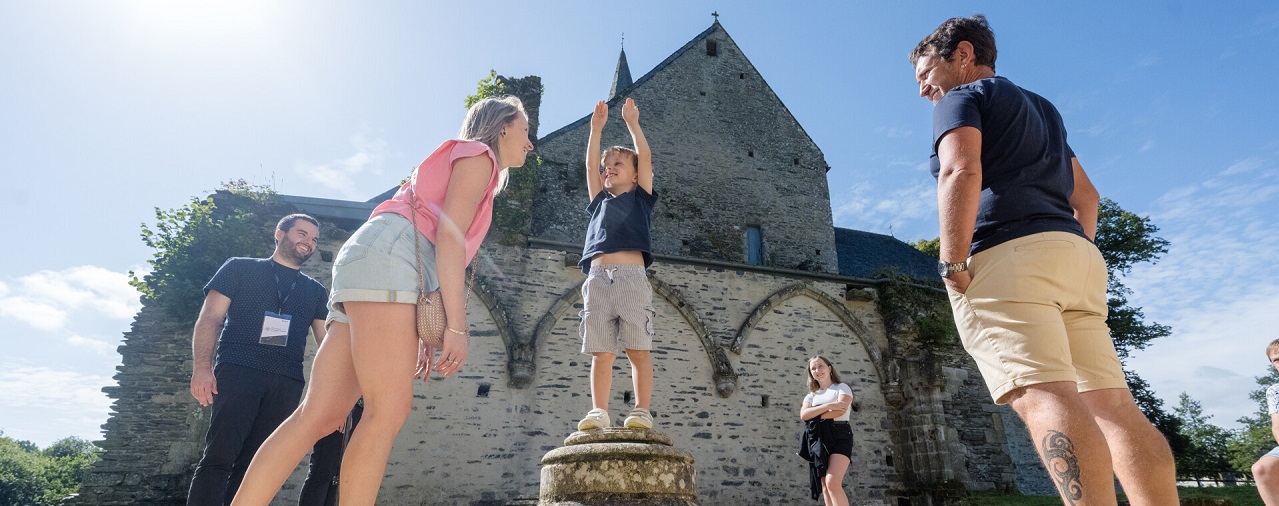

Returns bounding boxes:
[947,232,1127,404]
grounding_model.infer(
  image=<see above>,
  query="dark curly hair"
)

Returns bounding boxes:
[909,14,997,72]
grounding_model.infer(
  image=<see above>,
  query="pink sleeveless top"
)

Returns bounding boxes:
[370,139,500,264]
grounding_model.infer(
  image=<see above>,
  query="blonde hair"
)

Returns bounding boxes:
[601,145,639,172]
[806,356,843,393]
[1266,339,1279,358]
[458,95,526,193]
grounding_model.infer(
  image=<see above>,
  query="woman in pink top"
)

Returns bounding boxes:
[233,96,533,505]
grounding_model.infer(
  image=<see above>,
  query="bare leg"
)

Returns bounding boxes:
[1254,456,1279,505]
[624,349,652,410]
[590,352,616,410]
[338,302,418,506]
[231,324,361,505]
[1006,381,1117,506]
[1080,388,1178,506]
[822,453,850,506]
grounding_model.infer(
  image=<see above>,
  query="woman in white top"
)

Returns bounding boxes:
[799,356,855,506]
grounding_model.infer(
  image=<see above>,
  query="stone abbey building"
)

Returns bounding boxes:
[77,20,1053,505]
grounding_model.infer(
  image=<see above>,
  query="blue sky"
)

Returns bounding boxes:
[2,1,1277,447]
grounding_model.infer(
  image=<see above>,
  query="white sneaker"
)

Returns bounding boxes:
[577,408,611,431]
[623,408,654,429]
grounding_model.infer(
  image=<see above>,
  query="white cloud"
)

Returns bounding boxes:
[1138,139,1156,154]
[18,266,142,319]
[1123,156,1279,429]
[0,297,68,331]
[1222,157,1263,176]
[0,363,114,446]
[67,334,119,357]
[832,177,937,239]
[0,266,141,332]
[298,131,390,199]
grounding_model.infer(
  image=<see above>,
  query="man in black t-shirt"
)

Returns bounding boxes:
[910,15,1177,504]
[186,214,329,506]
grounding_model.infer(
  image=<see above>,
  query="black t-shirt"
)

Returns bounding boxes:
[930,76,1086,255]
[204,257,329,381]
[579,187,658,274]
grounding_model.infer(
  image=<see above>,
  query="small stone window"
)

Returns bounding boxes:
[623,390,633,404]
[706,40,718,56]
[476,383,491,398]
[760,395,769,407]
[739,72,745,79]
[793,158,800,165]
[699,91,706,96]
[747,150,754,158]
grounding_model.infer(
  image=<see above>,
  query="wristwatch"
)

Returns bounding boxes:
[937,260,968,278]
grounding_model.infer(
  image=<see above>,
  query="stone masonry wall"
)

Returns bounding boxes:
[80,238,1032,505]
[531,23,839,273]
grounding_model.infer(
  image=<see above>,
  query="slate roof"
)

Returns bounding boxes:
[833,227,937,282]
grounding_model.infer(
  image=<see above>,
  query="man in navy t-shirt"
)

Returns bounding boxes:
[187,214,329,505]
[910,15,1177,504]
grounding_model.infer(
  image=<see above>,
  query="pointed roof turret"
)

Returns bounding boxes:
[610,48,633,98]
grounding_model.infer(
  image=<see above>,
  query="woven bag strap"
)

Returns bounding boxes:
[408,179,477,308]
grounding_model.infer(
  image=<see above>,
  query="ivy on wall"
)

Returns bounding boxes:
[127,180,291,318]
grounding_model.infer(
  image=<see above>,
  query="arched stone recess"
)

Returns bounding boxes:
[520,274,739,397]
[647,275,738,398]
[518,282,585,388]
[730,282,887,384]
[471,274,519,352]
[470,273,523,385]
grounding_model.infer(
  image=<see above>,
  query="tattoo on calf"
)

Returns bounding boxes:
[1041,430,1083,505]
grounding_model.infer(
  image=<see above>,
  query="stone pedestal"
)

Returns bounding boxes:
[538,428,697,506]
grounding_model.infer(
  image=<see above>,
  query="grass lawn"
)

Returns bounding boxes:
[959,486,1261,505]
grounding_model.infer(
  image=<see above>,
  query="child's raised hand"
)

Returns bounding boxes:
[590,100,608,131]
[622,97,639,124]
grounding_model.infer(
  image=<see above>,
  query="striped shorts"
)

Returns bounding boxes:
[579,264,655,354]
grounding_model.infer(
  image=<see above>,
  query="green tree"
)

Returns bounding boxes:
[1174,392,1233,480]
[0,435,44,505]
[39,437,100,504]
[911,237,940,259]
[1094,197,1171,358]
[128,180,290,317]
[463,70,508,109]
[0,433,101,505]
[1228,366,1279,473]
[1127,371,1188,459]
[462,70,544,245]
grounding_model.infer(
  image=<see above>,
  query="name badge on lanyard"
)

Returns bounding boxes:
[261,311,292,346]
[262,262,299,347]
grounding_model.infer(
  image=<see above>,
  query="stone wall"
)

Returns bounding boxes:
[80,234,1039,505]
[531,23,839,273]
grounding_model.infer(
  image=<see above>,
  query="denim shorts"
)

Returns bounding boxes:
[327,212,438,325]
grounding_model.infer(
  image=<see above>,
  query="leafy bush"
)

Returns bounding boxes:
[128,180,291,317]
[0,433,101,505]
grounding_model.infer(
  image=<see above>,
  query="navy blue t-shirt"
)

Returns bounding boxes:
[930,76,1086,256]
[579,187,658,274]
[204,257,329,381]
